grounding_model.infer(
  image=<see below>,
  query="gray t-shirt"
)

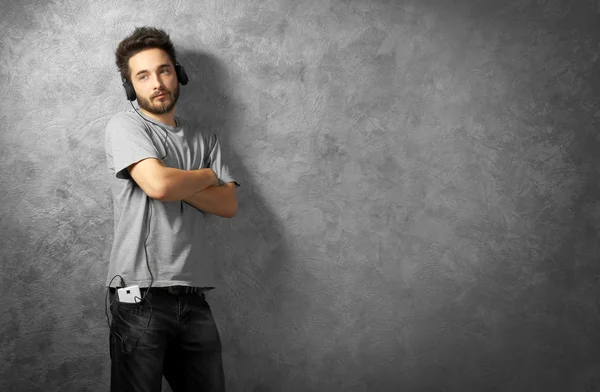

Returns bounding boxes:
[104,109,240,288]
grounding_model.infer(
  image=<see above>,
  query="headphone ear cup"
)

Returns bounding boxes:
[175,63,189,85]
[122,78,136,101]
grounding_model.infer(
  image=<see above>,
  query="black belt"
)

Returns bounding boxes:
[110,286,212,295]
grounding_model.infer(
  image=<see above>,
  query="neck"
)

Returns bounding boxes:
[140,108,177,127]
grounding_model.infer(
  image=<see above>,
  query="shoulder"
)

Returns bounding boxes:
[105,110,147,138]
[107,110,144,129]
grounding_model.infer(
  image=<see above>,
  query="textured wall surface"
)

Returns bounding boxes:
[1,0,599,391]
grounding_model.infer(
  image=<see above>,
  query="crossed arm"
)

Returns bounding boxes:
[127,158,238,218]
[183,182,238,218]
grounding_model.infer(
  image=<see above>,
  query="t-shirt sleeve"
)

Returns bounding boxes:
[106,114,162,179]
[207,132,240,188]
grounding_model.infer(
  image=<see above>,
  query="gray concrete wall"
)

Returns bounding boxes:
[1,0,599,391]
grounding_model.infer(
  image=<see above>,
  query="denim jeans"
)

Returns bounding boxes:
[108,287,225,392]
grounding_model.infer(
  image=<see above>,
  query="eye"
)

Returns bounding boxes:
[161,69,170,74]
[139,75,147,80]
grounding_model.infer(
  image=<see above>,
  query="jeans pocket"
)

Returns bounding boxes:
[115,300,146,319]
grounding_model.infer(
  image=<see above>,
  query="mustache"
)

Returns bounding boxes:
[152,90,170,98]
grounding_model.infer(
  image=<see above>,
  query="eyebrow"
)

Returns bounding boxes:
[134,63,172,78]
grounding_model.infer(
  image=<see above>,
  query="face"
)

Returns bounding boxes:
[128,48,179,115]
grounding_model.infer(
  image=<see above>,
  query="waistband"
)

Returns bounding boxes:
[109,286,213,296]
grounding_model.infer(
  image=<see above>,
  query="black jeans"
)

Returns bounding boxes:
[109,287,225,392]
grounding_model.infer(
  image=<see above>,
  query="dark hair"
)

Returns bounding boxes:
[115,26,177,81]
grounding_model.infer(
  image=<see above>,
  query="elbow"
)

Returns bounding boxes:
[129,161,173,201]
[228,200,238,218]
[152,190,168,202]
[146,180,170,201]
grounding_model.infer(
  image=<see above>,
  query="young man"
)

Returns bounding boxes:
[104,26,239,392]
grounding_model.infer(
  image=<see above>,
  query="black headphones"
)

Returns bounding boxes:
[122,62,189,101]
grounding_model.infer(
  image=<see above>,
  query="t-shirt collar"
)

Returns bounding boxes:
[138,110,181,131]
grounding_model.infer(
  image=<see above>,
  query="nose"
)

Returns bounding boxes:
[151,72,165,90]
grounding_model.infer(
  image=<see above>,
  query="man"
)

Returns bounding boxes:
[104,26,239,392]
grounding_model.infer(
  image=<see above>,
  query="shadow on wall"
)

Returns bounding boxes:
[163,50,295,392]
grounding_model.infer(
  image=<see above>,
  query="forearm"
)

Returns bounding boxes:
[183,185,238,218]
[158,167,218,202]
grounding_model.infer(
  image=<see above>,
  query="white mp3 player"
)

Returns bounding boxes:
[117,285,142,303]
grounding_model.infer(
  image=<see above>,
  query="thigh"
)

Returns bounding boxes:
[163,293,225,392]
[109,290,175,392]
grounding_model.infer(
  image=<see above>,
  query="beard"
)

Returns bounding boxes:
[137,84,180,115]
